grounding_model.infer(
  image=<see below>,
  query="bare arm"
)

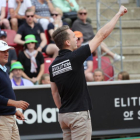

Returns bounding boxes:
[9,1,21,19]
[36,63,44,81]
[7,99,29,110]
[14,2,21,16]
[89,6,127,53]
[85,61,93,74]
[37,33,47,51]
[9,8,16,18]
[14,34,25,45]
[50,82,61,109]
[48,29,54,37]
[46,0,54,13]
[0,7,6,20]
[66,0,74,7]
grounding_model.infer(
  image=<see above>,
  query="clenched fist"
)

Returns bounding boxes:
[118,5,127,16]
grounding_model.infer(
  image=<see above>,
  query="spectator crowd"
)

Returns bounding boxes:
[0,0,129,87]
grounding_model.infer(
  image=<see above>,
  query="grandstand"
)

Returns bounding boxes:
[77,0,140,80]
[1,0,140,140]
[2,0,140,80]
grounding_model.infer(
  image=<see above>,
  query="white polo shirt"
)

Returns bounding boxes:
[8,0,32,18]
[0,0,6,14]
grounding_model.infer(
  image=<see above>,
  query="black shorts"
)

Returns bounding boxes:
[42,45,48,53]
[41,42,55,53]
[8,17,25,28]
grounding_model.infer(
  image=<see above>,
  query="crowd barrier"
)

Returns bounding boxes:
[13,80,140,140]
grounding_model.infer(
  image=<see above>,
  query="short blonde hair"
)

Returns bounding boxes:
[54,7,63,17]
[25,8,35,15]
[78,7,87,13]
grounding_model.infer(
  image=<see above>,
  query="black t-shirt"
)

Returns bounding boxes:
[49,44,93,113]
[72,19,95,43]
[17,22,44,47]
[18,51,44,78]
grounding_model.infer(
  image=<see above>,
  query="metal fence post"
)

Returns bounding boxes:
[96,0,101,69]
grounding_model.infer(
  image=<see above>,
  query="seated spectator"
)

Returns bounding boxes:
[93,69,104,82]
[31,0,54,30]
[0,0,11,29]
[40,73,50,84]
[52,0,79,27]
[74,31,93,82]
[18,34,44,84]
[10,61,34,86]
[14,8,59,58]
[118,71,130,80]
[8,0,32,32]
[0,30,17,74]
[48,7,68,43]
[72,7,125,61]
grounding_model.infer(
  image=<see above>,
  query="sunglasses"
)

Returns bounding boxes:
[79,12,87,15]
[26,15,34,18]
[51,14,59,17]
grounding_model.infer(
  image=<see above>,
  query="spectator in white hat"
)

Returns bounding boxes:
[0,30,17,74]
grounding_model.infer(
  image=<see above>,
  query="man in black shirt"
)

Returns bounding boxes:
[49,6,127,140]
[14,8,59,58]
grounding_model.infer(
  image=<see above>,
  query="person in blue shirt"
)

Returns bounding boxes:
[48,7,68,43]
[74,31,94,82]
[0,40,29,140]
[10,61,34,87]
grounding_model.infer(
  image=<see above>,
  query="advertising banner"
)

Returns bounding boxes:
[14,80,140,139]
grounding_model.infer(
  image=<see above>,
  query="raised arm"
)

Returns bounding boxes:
[50,82,61,109]
[89,5,127,53]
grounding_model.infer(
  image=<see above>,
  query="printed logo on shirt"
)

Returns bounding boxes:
[52,59,72,77]
[37,30,40,34]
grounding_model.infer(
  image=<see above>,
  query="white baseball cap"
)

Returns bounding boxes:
[0,40,13,51]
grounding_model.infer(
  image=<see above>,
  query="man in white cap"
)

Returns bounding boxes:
[0,30,17,74]
[0,40,29,139]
